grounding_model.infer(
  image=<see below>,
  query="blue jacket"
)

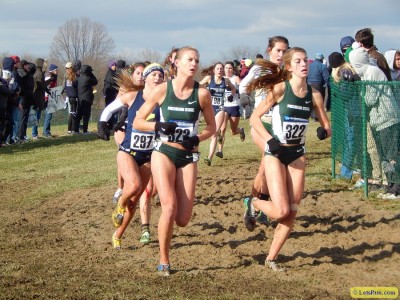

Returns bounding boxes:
[307,60,330,87]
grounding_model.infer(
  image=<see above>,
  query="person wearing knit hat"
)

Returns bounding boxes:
[340,36,355,54]
[349,41,400,198]
[10,55,20,64]
[108,61,117,69]
[97,58,163,250]
[49,64,58,73]
[328,52,345,69]
[2,57,14,72]
[143,63,164,78]
[65,62,73,69]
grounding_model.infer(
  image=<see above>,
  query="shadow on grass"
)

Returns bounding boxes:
[293,213,400,238]
[277,241,400,267]
[0,133,100,155]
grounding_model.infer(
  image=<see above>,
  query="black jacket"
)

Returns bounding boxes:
[33,58,51,110]
[103,68,118,103]
[16,67,34,108]
[0,78,15,109]
[77,65,98,104]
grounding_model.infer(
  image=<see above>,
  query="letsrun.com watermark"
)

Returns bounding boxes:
[350,287,398,299]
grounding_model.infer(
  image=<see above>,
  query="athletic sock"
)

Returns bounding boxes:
[260,193,270,201]
[141,224,150,233]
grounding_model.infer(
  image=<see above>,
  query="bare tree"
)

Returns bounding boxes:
[117,48,163,65]
[49,17,115,65]
[219,45,262,62]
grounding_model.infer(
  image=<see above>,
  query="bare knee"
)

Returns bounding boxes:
[124,181,142,197]
[160,202,176,220]
[275,205,291,221]
[175,217,190,227]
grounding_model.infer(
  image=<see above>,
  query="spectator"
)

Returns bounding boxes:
[31,58,48,139]
[64,62,79,134]
[72,59,81,76]
[77,65,98,134]
[1,57,17,146]
[9,56,21,143]
[42,64,58,137]
[340,36,355,63]
[116,60,126,71]
[350,43,400,199]
[17,60,35,141]
[103,61,117,105]
[384,50,400,81]
[103,61,118,126]
[355,28,392,81]
[2,57,19,145]
[329,51,361,181]
[307,53,330,114]
[239,58,253,79]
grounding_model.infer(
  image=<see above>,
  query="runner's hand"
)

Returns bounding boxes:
[155,121,177,135]
[97,121,111,141]
[265,138,281,156]
[317,127,327,140]
[181,135,200,151]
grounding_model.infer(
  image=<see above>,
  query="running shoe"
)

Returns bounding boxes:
[139,231,151,244]
[112,205,125,228]
[239,127,245,142]
[112,188,123,205]
[243,197,257,232]
[112,232,121,250]
[204,157,211,166]
[265,259,285,272]
[256,211,269,225]
[215,151,223,159]
[157,264,171,277]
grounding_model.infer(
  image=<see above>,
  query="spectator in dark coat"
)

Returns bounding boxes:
[103,61,117,105]
[1,57,19,144]
[32,58,50,139]
[17,60,35,140]
[103,61,119,127]
[0,57,17,145]
[77,65,98,134]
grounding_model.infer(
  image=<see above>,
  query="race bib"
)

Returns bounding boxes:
[130,131,156,151]
[167,121,194,143]
[212,96,222,106]
[282,117,309,143]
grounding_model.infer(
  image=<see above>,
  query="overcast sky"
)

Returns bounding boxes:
[1,0,399,65]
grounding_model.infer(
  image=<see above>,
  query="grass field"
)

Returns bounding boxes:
[1,117,399,300]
